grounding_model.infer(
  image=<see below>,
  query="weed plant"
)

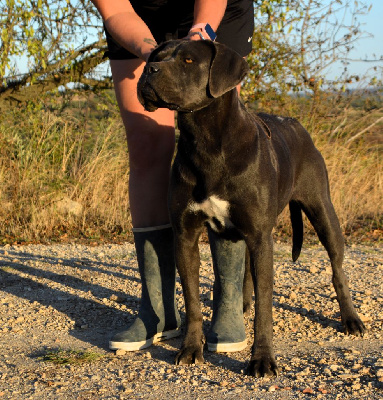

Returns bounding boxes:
[39,348,104,365]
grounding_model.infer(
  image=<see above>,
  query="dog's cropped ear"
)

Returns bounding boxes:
[208,42,250,98]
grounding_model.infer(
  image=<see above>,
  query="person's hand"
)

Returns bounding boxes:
[186,24,216,41]
[186,29,205,41]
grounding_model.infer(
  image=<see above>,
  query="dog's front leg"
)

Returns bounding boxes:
[247,232,279,377]
[174,231,205,365]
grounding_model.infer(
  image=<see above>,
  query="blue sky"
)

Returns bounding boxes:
[354,1,382,58]
[329,0,382,80]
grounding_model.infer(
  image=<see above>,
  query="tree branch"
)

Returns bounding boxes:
[0,40,109,104]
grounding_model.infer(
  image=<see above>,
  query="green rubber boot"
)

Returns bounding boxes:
[206,228,247,352]
[109,225,181,351]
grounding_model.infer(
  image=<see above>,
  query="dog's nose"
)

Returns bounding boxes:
[146,63,160,74]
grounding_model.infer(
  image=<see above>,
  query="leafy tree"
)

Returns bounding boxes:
[243,0,376,101]
[0,0,379,105]
[0,0,107,104]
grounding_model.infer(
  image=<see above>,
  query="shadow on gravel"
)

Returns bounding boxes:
[3,249,214,290]
[0,250,192,354]
[204,350,248,374]
[0,257,141,350]
[141,332,249,375]
[5,250,142,283]
[273,294,341,332]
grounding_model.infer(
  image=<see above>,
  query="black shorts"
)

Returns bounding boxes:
[104,0,254,60]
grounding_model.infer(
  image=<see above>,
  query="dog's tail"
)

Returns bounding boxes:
[289,201,303,262]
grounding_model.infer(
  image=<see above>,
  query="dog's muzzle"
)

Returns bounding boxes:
[137,69,160,112]
[138,77,187,112]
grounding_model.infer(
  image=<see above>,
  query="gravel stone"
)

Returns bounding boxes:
[0,241,381,399]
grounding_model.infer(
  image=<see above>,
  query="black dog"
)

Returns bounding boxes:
[137,40,365,377]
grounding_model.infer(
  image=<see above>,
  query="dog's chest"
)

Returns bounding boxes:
[188,195,234,231]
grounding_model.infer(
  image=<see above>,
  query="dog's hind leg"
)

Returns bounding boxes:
[243,248,253,316]
[300,196,366,336]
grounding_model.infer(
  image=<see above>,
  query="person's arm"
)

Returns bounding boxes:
[188,0,227,39]
[91,0,157,61]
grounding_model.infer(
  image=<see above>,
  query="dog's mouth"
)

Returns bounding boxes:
[139,85,184,112]
[137,75,192,113]
[137,80,159,112]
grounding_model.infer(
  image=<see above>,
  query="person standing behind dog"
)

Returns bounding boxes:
[90,0,255,353]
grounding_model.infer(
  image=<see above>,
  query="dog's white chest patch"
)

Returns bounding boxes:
[188,195,233,230]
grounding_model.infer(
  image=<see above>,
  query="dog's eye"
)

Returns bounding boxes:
[184,58,194,64]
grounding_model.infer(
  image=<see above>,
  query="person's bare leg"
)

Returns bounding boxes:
[110,58,175,228]
[109,59,181,351]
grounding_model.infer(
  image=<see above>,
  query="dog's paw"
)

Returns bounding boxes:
[175,345,205,365]
[343,315,366,336]
[247,353,279,378]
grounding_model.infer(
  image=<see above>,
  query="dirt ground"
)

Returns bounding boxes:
[0,241,382,399]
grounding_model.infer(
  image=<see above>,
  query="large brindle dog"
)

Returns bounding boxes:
[137,39,365,377]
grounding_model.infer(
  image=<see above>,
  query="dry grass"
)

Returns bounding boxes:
[0,97,131,243]
[0,89,381,244]
[261,90,383,240]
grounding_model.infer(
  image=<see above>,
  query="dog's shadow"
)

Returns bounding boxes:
[273,295,339,331]
[140,325,248,375]
[147,289,341,375]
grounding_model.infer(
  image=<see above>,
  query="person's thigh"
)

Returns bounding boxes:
[110,59,176,169]
[110,59,176,227]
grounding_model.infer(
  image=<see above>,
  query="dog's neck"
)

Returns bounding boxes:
[176,88,257,165]
[178,88,248,136]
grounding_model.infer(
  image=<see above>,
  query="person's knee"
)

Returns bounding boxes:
[126,122,175,172]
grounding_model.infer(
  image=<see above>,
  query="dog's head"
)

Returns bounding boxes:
[137,40,249,112]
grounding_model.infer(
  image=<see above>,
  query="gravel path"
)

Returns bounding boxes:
[0,241,382,399]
